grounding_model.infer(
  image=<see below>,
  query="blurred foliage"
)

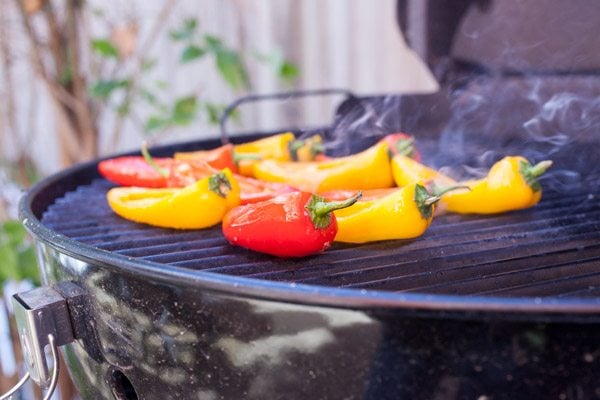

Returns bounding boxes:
[0,221,39,287]
[89,16,299,137]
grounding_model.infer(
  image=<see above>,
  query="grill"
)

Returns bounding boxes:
[39,140,600,299]
[15,1,600,399]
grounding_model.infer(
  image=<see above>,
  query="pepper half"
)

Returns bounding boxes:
[107,168,240,229]
[253,141,394,193]
[333,184,445,243]
[441,156,552,214]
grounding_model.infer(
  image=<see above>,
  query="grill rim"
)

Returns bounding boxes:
[19,137,600,321]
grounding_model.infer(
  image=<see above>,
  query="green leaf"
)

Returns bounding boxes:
[215,49,249,90]
[172,96,198,125]
[169,18,198,41]
[144,116,168,133]
[181,45,206,63]
[0,245,19,282]
[202,35,249,89]
[91,39,119,58]
[90,79,130,99]
[205,103,223,125]
[1,221,26,247]
[279,61,300,84]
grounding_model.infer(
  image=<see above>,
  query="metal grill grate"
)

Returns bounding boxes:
[41,177,600,298]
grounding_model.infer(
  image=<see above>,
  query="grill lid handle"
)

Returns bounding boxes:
[219,88,355,145]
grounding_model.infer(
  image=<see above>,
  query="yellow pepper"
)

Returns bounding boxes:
[441,156,552,214]
[233,132,295,176]
[253,141,394,193]
[334,184,442,243]
[107,169,240,229]
[391,154,456,188]
[288,134,327,162]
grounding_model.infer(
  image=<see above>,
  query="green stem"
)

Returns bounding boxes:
[232,151,262,164]
[287,139,305,161]
[415,184,470,219]
[141,141,169,178]
[395,137,415,157]
[520,159,553,192]
[208,171,232,197]
[306,192,362,229]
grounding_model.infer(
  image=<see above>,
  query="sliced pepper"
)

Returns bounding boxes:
[98,156,175,188]
[253,141,394,193]
[441,156,552,214]
[107,169,240,229]
[172,143,238,173]
[333,184,445,243]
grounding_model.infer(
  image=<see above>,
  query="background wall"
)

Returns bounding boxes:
[0,0,437,174]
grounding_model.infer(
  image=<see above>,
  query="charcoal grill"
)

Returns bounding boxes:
[10,1,600,399]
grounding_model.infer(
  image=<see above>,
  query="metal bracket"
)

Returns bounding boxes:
[12,286,75,388]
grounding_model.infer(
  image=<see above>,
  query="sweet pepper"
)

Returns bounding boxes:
[107,169,240,229]
[391,154,456,189]
[441,156,552,214]
[333,184,450,243]
[222,191,360,257]
[253,141,394,193]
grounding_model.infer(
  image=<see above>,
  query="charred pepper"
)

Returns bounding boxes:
[441,156,552,214]
[222,191,361,257]
[107,169,240,229]
[253,141,394,193]
[333,184,452,243]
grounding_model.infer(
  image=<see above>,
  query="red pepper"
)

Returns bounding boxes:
[98,156,175,188]
[173,143,238,173]
[381,133,421,161]
[222,191,361,257]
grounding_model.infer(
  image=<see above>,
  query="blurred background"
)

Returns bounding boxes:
[0,0,436,397]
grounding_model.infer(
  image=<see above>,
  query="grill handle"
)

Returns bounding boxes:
[219,88,355,145]
[1,284,83,399]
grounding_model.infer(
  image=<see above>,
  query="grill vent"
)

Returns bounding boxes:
[41,179,600,298]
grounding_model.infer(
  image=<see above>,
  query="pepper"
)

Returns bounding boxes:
[164,159,297,204]
[98,156,175,188]
[333,184,450,243]
[440,156,552,214]
[391,154,456,189]
[233,132,296,176]
[288,134,328,161]
[106,169,240,229]
[253,141,394,193]
[382,133,421,161]
[222,191,361,257]
[172,143,238,172]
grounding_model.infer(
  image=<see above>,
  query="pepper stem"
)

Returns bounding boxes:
[520,160,553,192]
[415,184,470,219]
[141,141,169,178]
[395,137,415,157]
[287,139,305,161]
[232,151,262,164]
[208,172,232,198]
[306,192,362,229]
